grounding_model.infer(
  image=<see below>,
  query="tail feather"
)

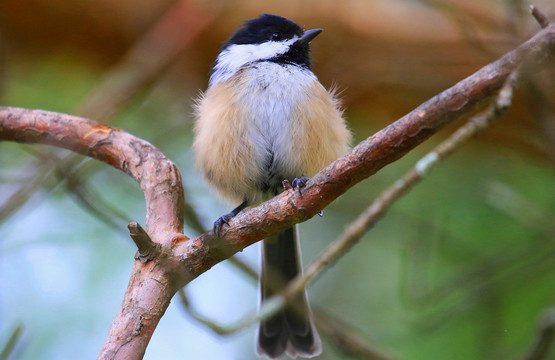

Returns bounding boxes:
[257,225,322,359]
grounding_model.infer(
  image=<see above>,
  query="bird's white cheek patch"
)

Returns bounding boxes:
[210,38,298,86]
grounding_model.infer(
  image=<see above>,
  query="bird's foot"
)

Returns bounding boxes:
[214,214,233,236]
[291,176,310,196]
[213,201,248,237]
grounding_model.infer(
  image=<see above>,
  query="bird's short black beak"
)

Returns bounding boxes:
[299,28,323,45]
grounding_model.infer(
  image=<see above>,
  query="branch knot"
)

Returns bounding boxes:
[128,222,161,263]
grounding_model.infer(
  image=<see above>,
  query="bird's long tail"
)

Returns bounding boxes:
[257,225,321,359]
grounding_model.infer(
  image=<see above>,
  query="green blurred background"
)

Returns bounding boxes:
[1,0,554,359]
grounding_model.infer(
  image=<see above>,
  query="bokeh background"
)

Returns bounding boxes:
[1,0,554,359]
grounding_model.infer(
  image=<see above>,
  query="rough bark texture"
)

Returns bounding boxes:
[0,108,187,359]
[0,19,553,360]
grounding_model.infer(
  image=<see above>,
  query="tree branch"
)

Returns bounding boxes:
[0,107,187,359]
[172,17,555,281]
[313,309,393,360]
[0,108,185,240]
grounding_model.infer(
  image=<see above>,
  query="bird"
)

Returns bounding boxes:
[193,14,351,358]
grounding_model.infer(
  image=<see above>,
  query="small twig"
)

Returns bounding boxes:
[226,256,259,281]
[314,309,393,360]
[486,182,552,229]
[0,323,24,360]
[128,222,161,263]
[176,287,284,336]
[530,5,550,29]
[521,308,555,360]
[177,288,236,335]
[0,160,54,225]
[18,147,132,233]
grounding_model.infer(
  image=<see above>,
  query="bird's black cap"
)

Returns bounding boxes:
[221,14,321,69]
[224,14,304,47]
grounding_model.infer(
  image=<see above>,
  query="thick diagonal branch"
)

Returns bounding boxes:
[176,22,555,280]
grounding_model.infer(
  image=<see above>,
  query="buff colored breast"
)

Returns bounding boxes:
[193,62,351,204]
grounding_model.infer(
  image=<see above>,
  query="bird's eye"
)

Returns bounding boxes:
[270,32,282,41]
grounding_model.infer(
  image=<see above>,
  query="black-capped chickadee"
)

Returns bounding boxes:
[193,14,351,359]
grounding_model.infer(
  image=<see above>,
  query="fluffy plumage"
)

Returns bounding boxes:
[194,62,349,204]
